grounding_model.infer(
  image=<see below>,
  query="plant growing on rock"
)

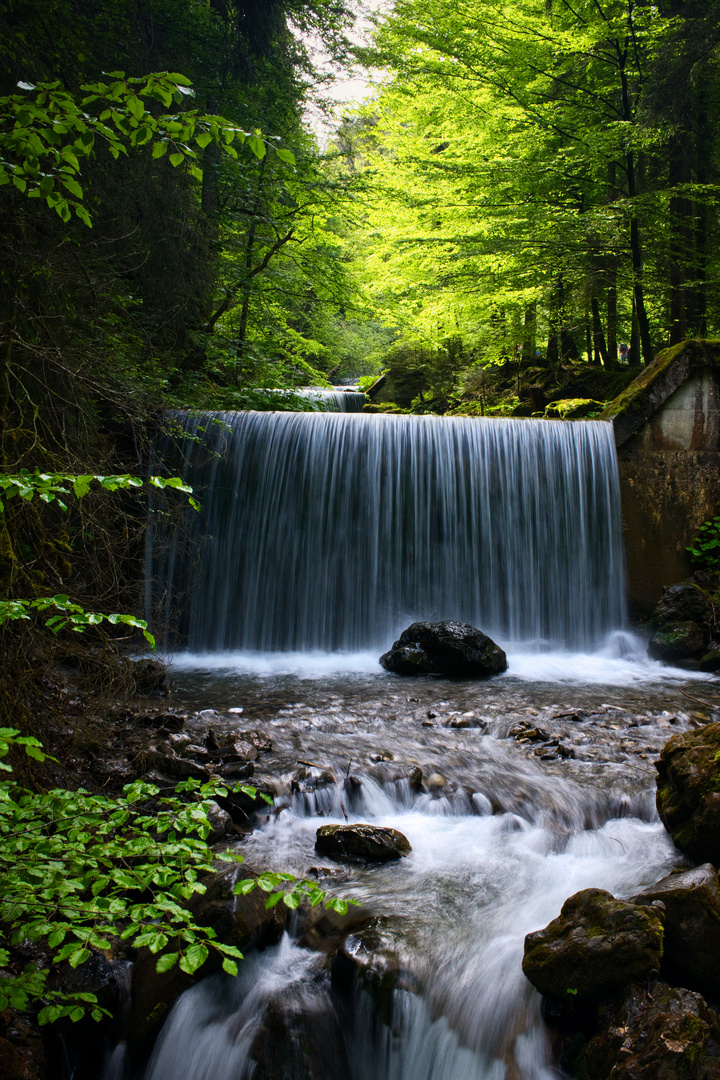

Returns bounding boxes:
[687,517,720,571]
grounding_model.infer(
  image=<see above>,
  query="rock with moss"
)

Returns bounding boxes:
[522,888,664,1002]
[544,398,604,419]
[582,979,720,1080]
[656,723,720,867]
[315,823,411,864]
[633,864,720,1000]
[379,620,507,678]
[648,619,706,664]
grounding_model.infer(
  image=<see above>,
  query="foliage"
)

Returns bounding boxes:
[0,729,353,1024]
[0,595,155,648]
[0,73,274,226]
[687,517,720,570]
[0,471,199,513]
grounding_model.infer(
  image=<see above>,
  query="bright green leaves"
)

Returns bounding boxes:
[0,74,269,226]
[0,732,274,1022]
[233,872,360,914]
[0,596,156,648]
[0,470,197,513]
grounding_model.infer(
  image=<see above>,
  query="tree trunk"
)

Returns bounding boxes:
[591,297,609,367]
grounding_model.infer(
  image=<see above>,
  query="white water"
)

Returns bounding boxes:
[138,408,697,1080]
[144,767,678,1080]
[164,632,702,685]
[147,413,626,653]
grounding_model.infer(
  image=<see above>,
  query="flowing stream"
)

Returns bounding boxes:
[139,412,707,1080]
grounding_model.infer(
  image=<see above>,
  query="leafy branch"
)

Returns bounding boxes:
[0,732,355,1024]
[0,73,295,226]
[0,470,199,513]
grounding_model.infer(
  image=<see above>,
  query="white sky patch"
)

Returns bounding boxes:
[301,0,391,143]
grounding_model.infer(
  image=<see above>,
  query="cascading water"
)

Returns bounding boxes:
[133,410,694,1080]
[147,412,626,654]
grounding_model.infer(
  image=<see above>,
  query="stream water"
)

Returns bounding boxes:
[138,412,713,1080]
[134,651,715,1080]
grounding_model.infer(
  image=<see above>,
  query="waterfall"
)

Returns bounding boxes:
[148,412,625,653]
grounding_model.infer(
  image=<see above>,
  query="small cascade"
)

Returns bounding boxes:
[148,413,626,653]
[296,387,367,411]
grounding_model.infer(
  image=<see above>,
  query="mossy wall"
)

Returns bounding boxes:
[607,343,720,613]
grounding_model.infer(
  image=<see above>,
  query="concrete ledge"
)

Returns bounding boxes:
[600,339,720,447]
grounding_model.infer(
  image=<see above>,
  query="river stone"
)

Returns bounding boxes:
[379,620,507,678]
[315,823,411,864]
[583,980,720,1080]
[633,864,720,1000]
[331,924,401,1026]
[656,722,720,866]
[522,888,664,1002]
[654,582,712,626]
[647,620,706,662]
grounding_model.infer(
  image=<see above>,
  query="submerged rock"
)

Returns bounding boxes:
[583,980,720,1080]
[634,863,720,1000]
[379,620,507,678]
[522,888,664,1002]
[315,823,411,864]
[656,721,720,867]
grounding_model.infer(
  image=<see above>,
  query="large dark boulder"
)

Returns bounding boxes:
[656,722,720,867]
[379,621,507,678]
[315,824,411,864]
[583,980,720,1080]
[648,620,706,663]
[634,864,720,1001]
[522,888,664,1002]
[654,582,712,626]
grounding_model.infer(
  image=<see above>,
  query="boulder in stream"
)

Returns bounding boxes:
[379,620,507,678]
[522,888,664,1002]
[315,823,411,864]
[656,721,720,867]
[633,863,720,1000]
[583,979,720,1080]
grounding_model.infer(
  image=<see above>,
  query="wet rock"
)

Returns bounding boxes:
[379,620,507,678]
[648,620,706,663]
[633,864,720,1000]
[656,722,720,867]
[236,730,273,753]
[219,778,275,820]
[509,722,550,742]
[315,823,411,864]
[205,800,232,843]
[130,658,168,695]
[128,866,286,1053]
[217,760,255,780]
[296,903,375,955]
[522,888,664,1002]
[135,711,186,733]
[0,1012,45,1080]
[701,648,720,673]
[247,972,349,1080]
[583,980,720,1080]
[331,924,401,1026]
[230,738,259,762]
[654,582,712,626]
[145,744,210,781]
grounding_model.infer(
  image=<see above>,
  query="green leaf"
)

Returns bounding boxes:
[221,957,238,977]
[275,148,295,165]
[155,952,178,973]
[169,152,184,167]
[247,134,266,160]
[179,943,208,975]
[195,132,212,150]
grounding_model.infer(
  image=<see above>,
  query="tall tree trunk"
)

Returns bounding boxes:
[668,132,691,344]
[591,297,610,367]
